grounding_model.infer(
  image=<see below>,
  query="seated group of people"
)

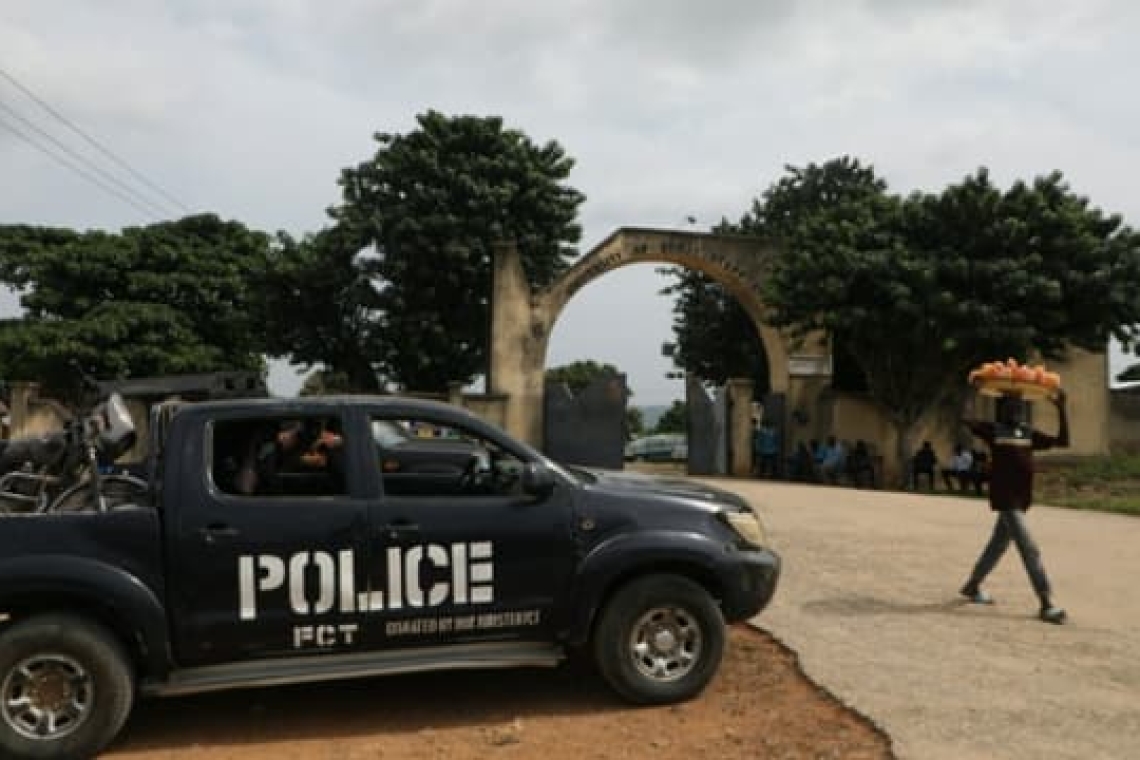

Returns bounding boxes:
[911,441,989,493]
[785,436,878,488]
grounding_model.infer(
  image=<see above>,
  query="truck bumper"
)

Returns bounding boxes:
[719,547,781,622]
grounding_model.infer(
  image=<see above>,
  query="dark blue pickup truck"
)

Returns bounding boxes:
[0,396,780,759]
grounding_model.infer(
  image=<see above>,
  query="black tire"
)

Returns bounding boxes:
[49,475,147,514]
[592,574,725,705]
[0,615,134,759]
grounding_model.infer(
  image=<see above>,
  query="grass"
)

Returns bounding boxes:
[1035,454,1140,516]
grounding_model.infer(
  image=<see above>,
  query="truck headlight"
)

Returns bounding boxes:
[722,510,769,548]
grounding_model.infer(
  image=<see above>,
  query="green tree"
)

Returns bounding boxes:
[661,160,890,394]
[754,159,1140,480]
[545,360,623,394]
[545,360,642,437]
[626,406,646,439]
[0,215,272,401]
[654,400,687,434]
[659,267,770,393]
[324,110,585,392]
[264,225,387,392]
[298,369,360,396]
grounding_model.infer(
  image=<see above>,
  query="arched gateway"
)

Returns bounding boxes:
[489,228,831,471]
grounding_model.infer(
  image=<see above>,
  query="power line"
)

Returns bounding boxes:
[0,95,173,219]
[0,65,192,215]
[0,112,159,222]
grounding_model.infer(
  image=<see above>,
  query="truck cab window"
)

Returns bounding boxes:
[212,416,347,497]
[371,416,522,498]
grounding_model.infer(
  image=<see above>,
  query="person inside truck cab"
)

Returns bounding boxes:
[232,419,343,496]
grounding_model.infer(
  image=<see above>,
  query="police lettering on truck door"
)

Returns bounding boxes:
[238,540,541,649]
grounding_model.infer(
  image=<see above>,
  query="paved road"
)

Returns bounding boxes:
[713,480,1140,760]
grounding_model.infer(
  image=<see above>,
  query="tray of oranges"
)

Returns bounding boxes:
[968,359,1062,400]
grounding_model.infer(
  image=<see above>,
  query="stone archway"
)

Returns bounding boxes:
[489,228,830,468]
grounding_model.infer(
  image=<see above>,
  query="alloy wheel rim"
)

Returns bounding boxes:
[2,653,93,741]
[628,606,702,682]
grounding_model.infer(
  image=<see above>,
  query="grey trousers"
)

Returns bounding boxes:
[968,509,1053,603]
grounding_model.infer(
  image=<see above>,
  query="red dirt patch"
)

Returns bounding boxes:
[108,626,892,759]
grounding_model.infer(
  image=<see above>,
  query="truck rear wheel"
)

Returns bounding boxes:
[0,615,134,759]
[592,574,725,704]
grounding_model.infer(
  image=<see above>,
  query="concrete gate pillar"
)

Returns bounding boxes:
[489,243,549,447]
[727,378,755,477]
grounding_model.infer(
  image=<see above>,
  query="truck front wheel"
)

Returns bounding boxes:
[592,574,725,704]
[0,615,134,759]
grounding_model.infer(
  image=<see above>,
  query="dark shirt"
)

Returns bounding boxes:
[967,421,1059,511]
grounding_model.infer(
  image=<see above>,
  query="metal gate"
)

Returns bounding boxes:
[543,373,629,468]
[686,376,725,476]
[688,378,784,477]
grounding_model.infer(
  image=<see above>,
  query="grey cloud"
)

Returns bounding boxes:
[3,0,1139,399]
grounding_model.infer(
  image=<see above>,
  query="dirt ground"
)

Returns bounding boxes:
[106,625,892,760]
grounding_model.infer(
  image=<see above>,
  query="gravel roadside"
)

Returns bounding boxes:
[716,480,1140,760]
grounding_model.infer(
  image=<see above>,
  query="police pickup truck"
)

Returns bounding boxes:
[0,396,780,759]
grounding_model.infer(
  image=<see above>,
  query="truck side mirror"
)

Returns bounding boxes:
[521,463,556,497]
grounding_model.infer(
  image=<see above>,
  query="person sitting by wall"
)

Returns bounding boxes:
[964,449,990,494]
[811,439,826,474]
[788,441,817,482]
[941,444,975,491]
[911,441,937,490]
[846,439,877,488]
[819,436,847,484]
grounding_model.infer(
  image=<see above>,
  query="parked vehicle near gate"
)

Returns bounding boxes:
[624,433,688,462]
[0,396,779,759]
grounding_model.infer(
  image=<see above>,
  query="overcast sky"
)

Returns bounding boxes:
[2,0,1137,403]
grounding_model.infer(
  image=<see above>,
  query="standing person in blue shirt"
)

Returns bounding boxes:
[752,419,779,478]
[959,390,1070,624]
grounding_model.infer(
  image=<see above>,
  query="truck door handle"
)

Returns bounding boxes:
[379,520,420,542]
[199,523,240,544]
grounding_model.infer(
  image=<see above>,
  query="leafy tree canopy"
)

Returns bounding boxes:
[653,400,687,434]
[761,162,1140,425]
[314,110,585,392]
[681,157,1140,478]
[264,225,387,392]
[659,267,770,394]
[298,368,361,396]
[0,214,272,401]
[545,360,623,395]
[626,406,646,439]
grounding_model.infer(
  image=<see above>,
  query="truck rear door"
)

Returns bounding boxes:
[166,409,373,666]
